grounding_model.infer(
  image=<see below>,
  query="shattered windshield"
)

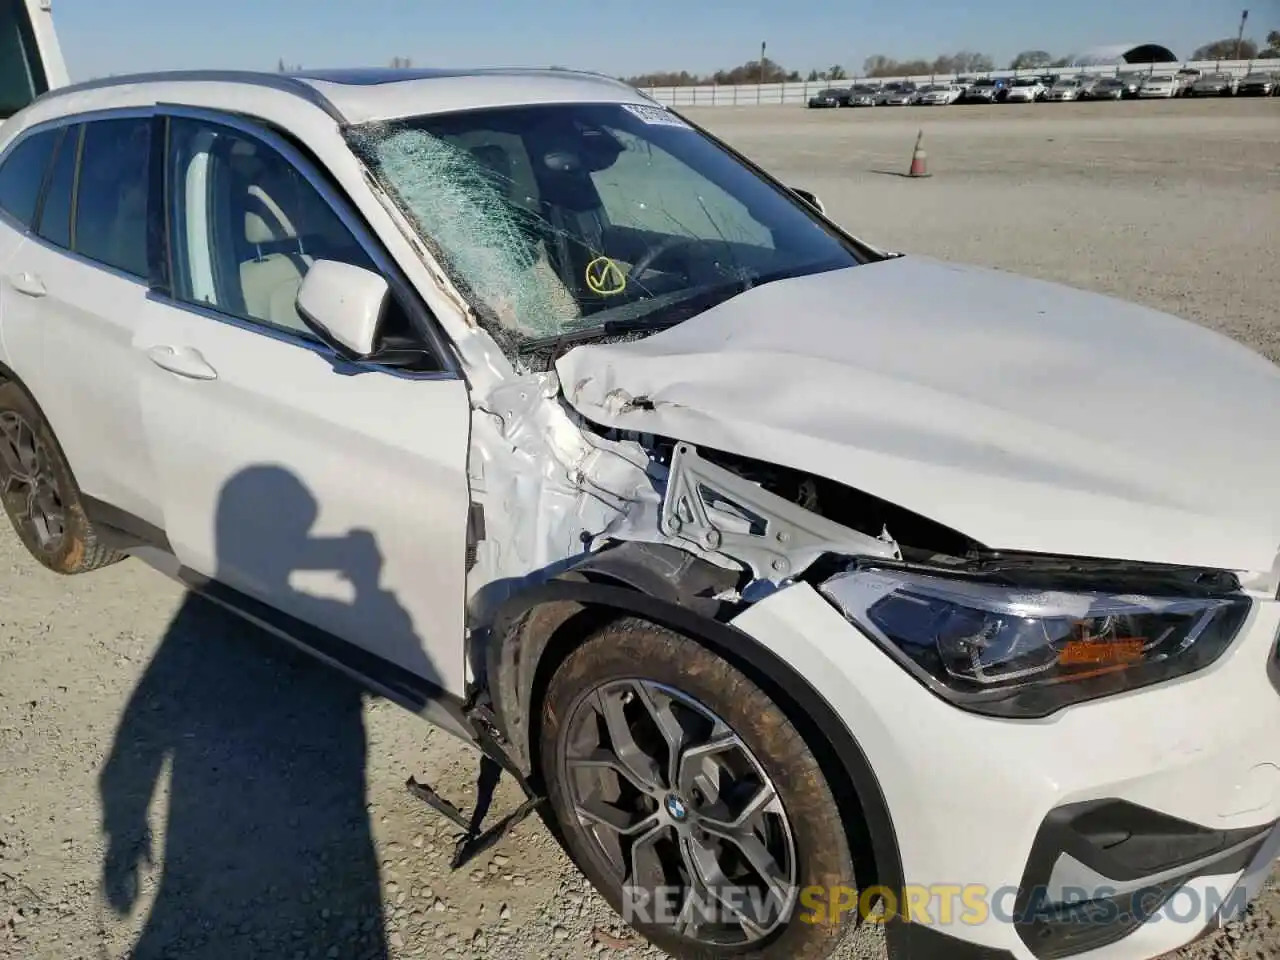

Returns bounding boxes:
[348,101,863,352]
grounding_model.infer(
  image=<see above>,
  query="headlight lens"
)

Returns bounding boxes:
[819,568,1250,717]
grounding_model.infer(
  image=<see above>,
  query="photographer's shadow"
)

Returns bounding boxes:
[98,465,426,960]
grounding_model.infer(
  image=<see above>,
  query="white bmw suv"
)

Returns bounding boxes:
[3,25,1280,960]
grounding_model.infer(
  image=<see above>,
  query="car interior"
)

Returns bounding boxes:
[164,125,435,368]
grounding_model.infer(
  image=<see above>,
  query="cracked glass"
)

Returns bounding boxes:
[347,102,864,352]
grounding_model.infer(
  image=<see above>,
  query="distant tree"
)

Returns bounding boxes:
[863,54,893,76]
[624,69,700,87]
[277,57,286,74]
[1262,30,1280,57]
[628,49,997,87]
[710,56,791,84]
[866,56,905,77]
[963,52,995,72]
[1010,50,1053,69]
[863,51,991,78]
[1192,38,1258,60]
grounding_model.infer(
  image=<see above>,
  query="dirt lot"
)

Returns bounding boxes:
[3,98,1279,960]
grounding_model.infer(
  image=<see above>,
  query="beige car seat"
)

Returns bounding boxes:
[236,150,315,334]
[466,142,581,331]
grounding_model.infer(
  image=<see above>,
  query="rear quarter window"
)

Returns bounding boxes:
[0,126,58,227]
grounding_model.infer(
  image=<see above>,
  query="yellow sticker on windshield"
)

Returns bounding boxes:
[585,256,627,296]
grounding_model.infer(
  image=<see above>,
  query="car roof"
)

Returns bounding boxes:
[22,66,649,127]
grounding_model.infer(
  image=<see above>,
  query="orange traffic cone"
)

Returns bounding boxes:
[908,130,930,177]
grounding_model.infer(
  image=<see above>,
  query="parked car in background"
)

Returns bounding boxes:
[1138,73,1178,98]
[1034,75,1059,100]
[1235,71,1279,96]
[1004,77,1045,102]
[1175,67,1202,95]
[1075,75,1103,98]
[846,84,879,106]
[1188,72,1239,96]
[807,87,848,108]
[1116,72,1145,98]
[957,76,1004,102]
[911,83,959,105]
[1083,76,1127,100]
[875,81,917,105]
[1044,77,1083,101]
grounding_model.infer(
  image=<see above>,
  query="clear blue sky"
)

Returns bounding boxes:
[55,0,1260,81]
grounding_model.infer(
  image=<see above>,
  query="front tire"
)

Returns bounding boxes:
[539,617,857,960]
[0,381,124,574]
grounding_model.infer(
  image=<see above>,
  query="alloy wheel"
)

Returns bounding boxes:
[560,678,798,946]
[0,411,66,551]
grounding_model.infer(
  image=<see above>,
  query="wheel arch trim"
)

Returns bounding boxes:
[483,548,907,904]
[0,359,77,475]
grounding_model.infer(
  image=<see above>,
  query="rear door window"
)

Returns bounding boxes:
[74,117,151,279]
[0,126,58,226]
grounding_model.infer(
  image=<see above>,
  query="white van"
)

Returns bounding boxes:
[1,0,68,120]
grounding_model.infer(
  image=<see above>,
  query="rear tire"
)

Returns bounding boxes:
[0,381,124,574]
[540,617,858,960]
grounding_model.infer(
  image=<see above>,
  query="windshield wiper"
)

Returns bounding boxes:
[517,258,848,357]
[519,278,756,354]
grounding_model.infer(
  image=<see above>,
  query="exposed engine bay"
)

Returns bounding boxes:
[463,367,990,631]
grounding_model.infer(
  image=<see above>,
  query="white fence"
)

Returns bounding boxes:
[642,59,1270,107]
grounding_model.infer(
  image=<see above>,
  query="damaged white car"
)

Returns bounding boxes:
[3,63,1280,960]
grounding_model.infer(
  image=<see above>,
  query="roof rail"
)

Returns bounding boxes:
[35,70,345,122]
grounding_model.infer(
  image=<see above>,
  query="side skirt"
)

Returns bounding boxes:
[178,567,478,746]
[81,495,477,746]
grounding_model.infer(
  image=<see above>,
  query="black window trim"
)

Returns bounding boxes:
[31,121,82,250]
[27,124,65,230]
[153,104,460,382]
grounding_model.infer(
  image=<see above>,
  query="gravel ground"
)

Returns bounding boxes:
[3,98,1279,960]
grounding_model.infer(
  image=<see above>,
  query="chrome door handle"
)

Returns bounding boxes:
[7,272,46,298]
[145,345,218,381]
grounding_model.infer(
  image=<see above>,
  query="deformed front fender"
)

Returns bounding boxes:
[482,541,906,909]
[483,541,740,776]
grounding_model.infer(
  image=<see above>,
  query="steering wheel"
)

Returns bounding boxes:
[627,235,706,284]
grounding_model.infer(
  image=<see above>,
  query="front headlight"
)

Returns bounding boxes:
[819,568,1250,718]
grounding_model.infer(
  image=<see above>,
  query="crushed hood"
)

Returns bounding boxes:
[557,256,1280,575]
